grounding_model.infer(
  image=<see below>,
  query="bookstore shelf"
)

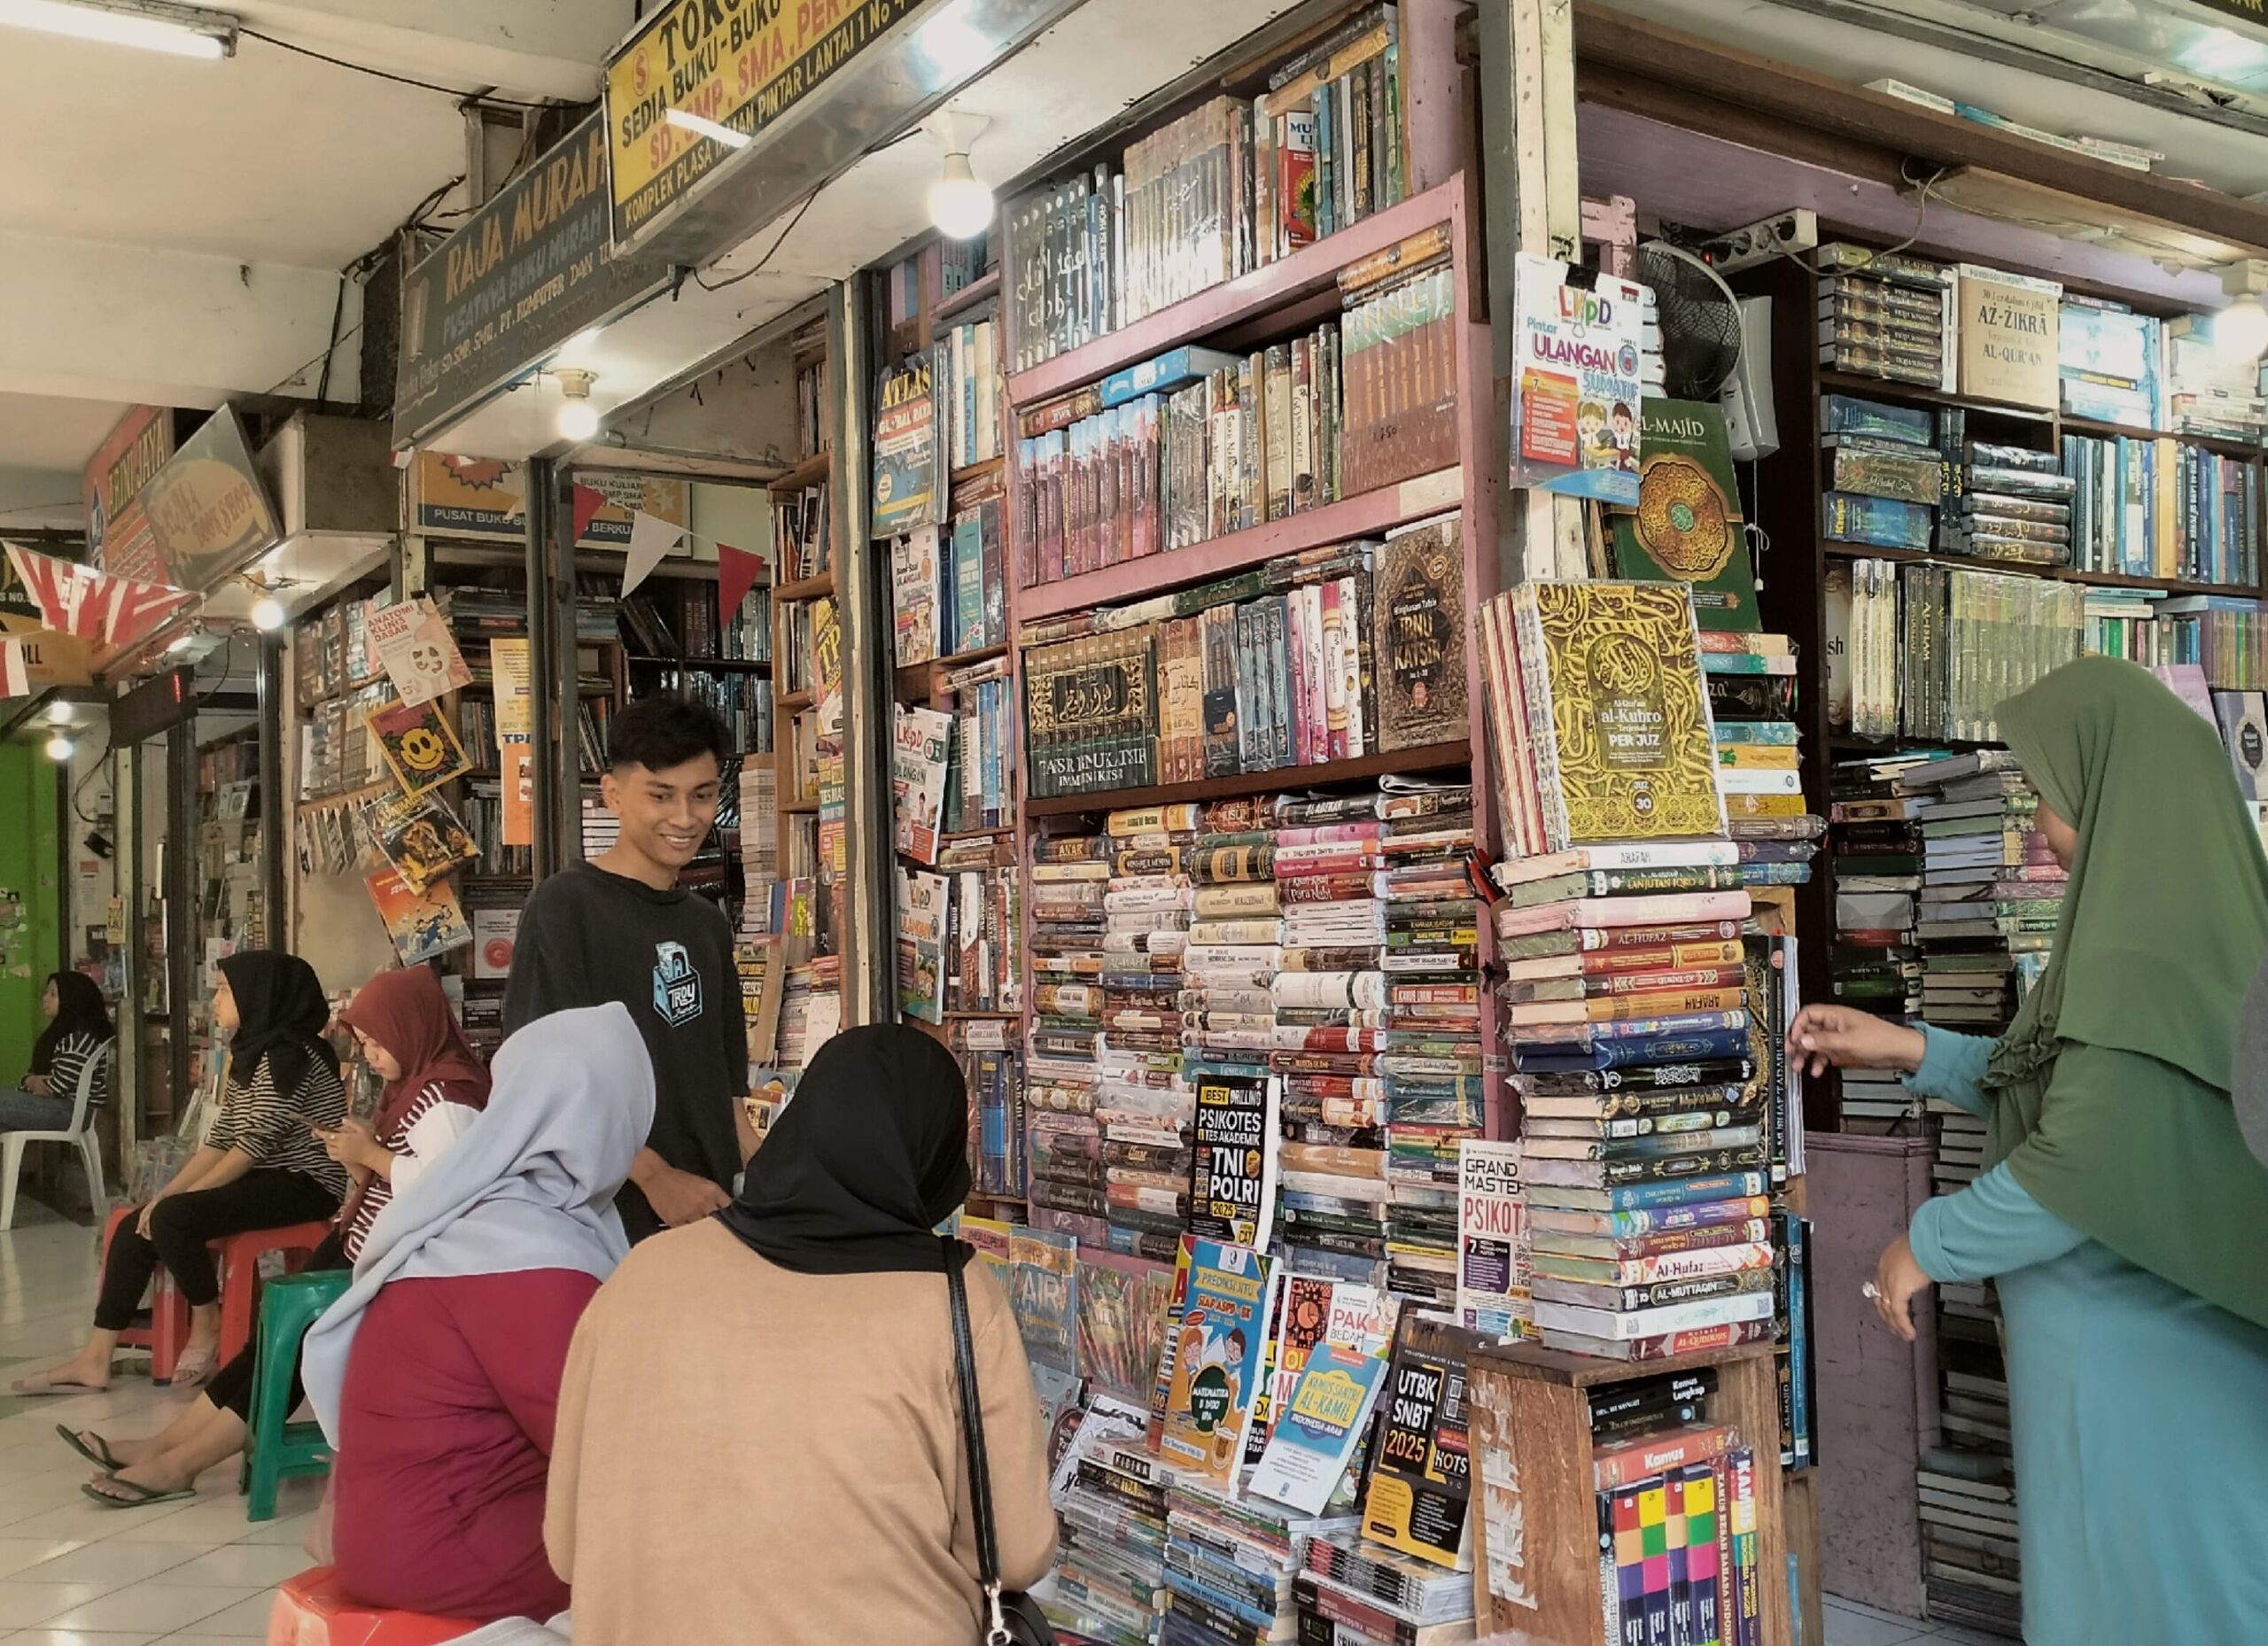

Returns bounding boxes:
[933,267,1001,324]
[1814,369,2054,422]
[767,450,833,493]
[2062,413,2264,461]
[1006,178,1470,407]
[1022,741,1472,819]
[1018,466,1464,620]
[949,455,1006,487]
[774,689,815,712]
[625,654,773,673]
[774,572,837,602]
[780,798,820,815]
[1820,540,2260,599]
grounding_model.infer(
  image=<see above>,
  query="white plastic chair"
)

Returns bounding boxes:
[0,1041,111,1231]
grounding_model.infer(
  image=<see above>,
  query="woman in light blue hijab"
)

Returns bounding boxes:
[301,1003,654,1623]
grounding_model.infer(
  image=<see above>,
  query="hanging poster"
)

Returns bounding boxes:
[365,696,472,799]
[368,596,473,707]
[1511,253,1645,505]
[82,406,175,584]
[138,406,282,591]
[364,867,474,966]
[364,789,479,892]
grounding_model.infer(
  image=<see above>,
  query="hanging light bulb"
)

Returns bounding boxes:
[43,699,73,726]
[250,594,286,632]
[928,151,994,240]
[2217,294,2268,362]
[43,732,74,763]
[555,369,602,441]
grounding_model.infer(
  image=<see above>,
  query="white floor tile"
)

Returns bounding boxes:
[35,1583,260,1634]
[0,1584,109,1629]
[0,1541,89,1581]
[8,1545,190,1594]
[159,1590,271,1636]
[150,1544,307,1588]
[3,1632,159,1645]
[1823,1599,1934,1646]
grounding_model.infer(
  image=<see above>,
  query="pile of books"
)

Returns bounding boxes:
[1705,633,1821,889]
[1825,753,1931,1130]
[1815,245,1951,388]
[1831,557,2084,743]
[1025,832,1113,1241]
[773,956,839,1070]
[1295,1535,1476,1646]
[1161,1480,1355,1646]
[957,1025,1026,1200]
[1587,1371,1767,1645]
[2165,312,2268,444]
[1052,1425,1172,1646]
[1919,1443,2022,1635]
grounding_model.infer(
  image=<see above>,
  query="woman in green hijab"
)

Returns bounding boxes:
[1790,656,2268,1646]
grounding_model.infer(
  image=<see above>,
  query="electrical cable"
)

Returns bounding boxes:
[687,125,929,293]
[240,29,564,110]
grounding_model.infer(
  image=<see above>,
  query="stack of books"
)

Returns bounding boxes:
[1705,633,1822,889]
[1814,244,1952,388]
[1918,1443,2022,1635]
[1586,1371,1766,1646]
[1052,1427,1173,1646]
[1161,1481,1356,1646]
[1825,753,1934,1130]
[1026,833,1109,1224]
[2165,313,2268,444]
[1294,1536,1476,1646]
[958,1028,1025,1200]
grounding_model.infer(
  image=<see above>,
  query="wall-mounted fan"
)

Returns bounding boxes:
[1635,240,1780,461]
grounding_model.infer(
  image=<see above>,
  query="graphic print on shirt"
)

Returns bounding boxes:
[652,940,703,1028]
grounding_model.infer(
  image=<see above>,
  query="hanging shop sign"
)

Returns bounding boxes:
[602,0,928,253]
[82,406,176,585]
[138,406,283,592]
[408,453,690,548]
[392,111,675,449]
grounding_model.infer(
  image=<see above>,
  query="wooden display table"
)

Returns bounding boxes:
[1465,1339,1790,1645]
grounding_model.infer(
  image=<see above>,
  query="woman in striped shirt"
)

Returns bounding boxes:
[15,951,348,1401]
[65,964,490,1507]
[0,971,110,1130]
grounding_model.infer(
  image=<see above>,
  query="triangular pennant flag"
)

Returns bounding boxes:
[717,542,763,625]
[4,543,192,649]
[621,509,685,599]
[570,484,606,547]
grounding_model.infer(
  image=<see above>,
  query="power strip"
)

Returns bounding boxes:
[1699,209,1818,276]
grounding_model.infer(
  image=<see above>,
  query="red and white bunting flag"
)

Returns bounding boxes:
[4,543,194,649]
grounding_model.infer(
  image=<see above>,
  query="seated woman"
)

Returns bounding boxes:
[16,951,348,1396]
[66,964,489,1506]
[545,1025,1056,1646]
[0,970,111,1130]
[300,1002,651,1624]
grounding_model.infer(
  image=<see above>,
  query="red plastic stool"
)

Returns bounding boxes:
[214,1220,333,1365]
[98,1210,332,1382]
[269,1567,478,1646]
[101,1206,189,1381]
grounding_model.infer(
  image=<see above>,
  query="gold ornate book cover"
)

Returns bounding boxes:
[1024,627,1157,799]
[1515,580,1725,848]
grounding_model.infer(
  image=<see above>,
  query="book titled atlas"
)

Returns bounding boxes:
[1608,400,1760,631]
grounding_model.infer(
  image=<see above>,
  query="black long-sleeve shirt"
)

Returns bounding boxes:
[502,862,747,1240]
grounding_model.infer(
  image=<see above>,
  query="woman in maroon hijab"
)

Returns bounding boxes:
[68,965,491,1506]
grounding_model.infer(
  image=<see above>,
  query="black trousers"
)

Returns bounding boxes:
[94,1170,339,1333]
[204,1228,347,1423]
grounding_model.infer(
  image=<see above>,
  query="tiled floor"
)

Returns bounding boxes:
[0,1199,320,1644]
[1825,1595,2019,1646]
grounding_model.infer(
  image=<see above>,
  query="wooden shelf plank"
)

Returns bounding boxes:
[1017,467,1463,622]
[936,268,1001,323]
[767,450,832,493]
[780,798,820,814]
[774,571,836,602]
[1815,369,2052,421]
[775,689,815,711]
[1006,179,1465,408]
[2062,413,2263,459]
[950,454,1006,486]
[1024,741,1469,818]
[1821,541,2260,599]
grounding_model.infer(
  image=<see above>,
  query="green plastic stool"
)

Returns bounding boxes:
[240,1267,351,1522]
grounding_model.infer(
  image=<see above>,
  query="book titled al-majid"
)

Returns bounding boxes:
[1512,581,1726,850]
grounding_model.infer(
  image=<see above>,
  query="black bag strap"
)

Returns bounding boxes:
[944,1238,1011,1645]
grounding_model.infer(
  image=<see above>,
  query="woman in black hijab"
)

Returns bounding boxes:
[546,1025,1057,1646]
[1,970,113,1130]
[18,951,351,1402]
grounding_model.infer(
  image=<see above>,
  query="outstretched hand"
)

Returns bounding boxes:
[1784,1003,1927,1079]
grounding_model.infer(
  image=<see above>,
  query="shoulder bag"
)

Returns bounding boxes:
[944,1238,1060,1646]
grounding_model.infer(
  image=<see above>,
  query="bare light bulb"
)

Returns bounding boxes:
[43,699,73,726]
[167,632,197,655]
[556,399,602,441]
[928,152,994,240]
[250,594,286,632]
[2218,294,2268,362]
[43,732,74,763]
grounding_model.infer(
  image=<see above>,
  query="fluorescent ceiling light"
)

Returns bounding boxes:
[0,0,237,58]
[664,108,750,151]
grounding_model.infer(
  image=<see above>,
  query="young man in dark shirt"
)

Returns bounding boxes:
[503,694,753,1241]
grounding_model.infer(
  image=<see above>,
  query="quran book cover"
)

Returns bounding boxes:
[1956,265,2061,410]
[1516,581,1726,850]
[1372,515,1469,751]
[1608,400,1760,633]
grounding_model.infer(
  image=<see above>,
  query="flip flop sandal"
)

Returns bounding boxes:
[166,1347,218,1388]
[10,1372,108,1396]
[82,1477,195,1510]
[55,1425,121,1470]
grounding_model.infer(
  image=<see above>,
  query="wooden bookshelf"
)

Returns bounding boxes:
[1024,741,1472,819]
[1820,542,2257,601]
[773,571,836,602]
[769,449,833,493]
[934,266,1001,324]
